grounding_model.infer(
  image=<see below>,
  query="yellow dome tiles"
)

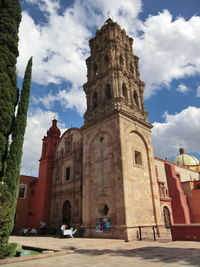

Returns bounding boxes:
[173,148,200,172]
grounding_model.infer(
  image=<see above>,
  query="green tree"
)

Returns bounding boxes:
[0,58,32,258]
[0,0,21,178]
[0,1,32,258]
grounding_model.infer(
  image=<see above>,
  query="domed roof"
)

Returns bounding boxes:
[173,148,200,171]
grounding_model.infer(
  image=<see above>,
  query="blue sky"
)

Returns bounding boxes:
[18,0,200,176]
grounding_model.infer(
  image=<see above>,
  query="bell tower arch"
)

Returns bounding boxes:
[82,19,163,240]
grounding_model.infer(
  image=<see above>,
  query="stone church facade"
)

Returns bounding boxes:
[15,19,200,241]
[49,18,163,240]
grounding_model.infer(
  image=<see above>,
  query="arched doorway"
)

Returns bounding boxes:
[62,200,71,227]
[163,206,171,229]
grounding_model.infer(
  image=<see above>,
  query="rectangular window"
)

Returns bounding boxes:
[134,151,142,165]
[66,167,71,180]
[18,184,27,199]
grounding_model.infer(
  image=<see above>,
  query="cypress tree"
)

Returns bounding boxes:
[0,1,32,258]
[0,0,21,179]
[0,58,33,258]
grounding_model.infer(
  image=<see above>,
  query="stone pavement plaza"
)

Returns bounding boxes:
[2,236,200,266]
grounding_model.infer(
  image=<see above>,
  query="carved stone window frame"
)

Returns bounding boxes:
[18,184,27,199]
[133,149,143,168]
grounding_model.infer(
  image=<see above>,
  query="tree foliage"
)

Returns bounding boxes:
[0,0,21,178]
[0,58,32,257]
[0,1,32,258]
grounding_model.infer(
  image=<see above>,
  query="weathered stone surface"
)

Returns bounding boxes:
[81,19,163,240]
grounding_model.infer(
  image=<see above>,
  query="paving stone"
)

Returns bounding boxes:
[1,236,199,267]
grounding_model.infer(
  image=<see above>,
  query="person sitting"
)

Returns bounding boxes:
[64,227,77,238]
[61,225,77,238]
[60,223,67,238]
[39,221,48,235]
[29,228,37,235]
[23,228,29,236]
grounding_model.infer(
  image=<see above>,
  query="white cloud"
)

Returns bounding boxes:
[82,0,142,32]
[176,83,190,93]
[196,85,200,97]
[18,0,142,118]
[57,86,86,115]
[21,109,66,176]
[152,106,200,159]
[134,10,200,97]
[26,0,60,15]
[18,0,142,87]
[32,84,86,115]
[18,3,91,86]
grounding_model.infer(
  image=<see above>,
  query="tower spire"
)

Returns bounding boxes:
[47,119,60,138]
[83,19,148,124]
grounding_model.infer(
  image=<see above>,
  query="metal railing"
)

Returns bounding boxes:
[137,225,157,241]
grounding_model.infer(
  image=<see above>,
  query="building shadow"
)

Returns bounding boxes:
[74,246,200,266]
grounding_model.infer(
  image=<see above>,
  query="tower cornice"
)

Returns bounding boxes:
[82,108,152,131]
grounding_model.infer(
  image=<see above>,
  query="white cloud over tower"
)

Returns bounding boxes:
[135,10,200,97]
[152,107,200,159]
[18,0,200,98]
[21,109,66,176]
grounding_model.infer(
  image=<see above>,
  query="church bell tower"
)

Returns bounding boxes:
[84,18,148,124]
[82,19,163,240]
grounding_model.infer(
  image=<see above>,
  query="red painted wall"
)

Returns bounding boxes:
[28,159,54,228]
[15,120,61,231]
[165,162,191,224]
[185,181,200,223]
[15,175,38,230]
[26,119,61,229]
[171,225,200,241]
